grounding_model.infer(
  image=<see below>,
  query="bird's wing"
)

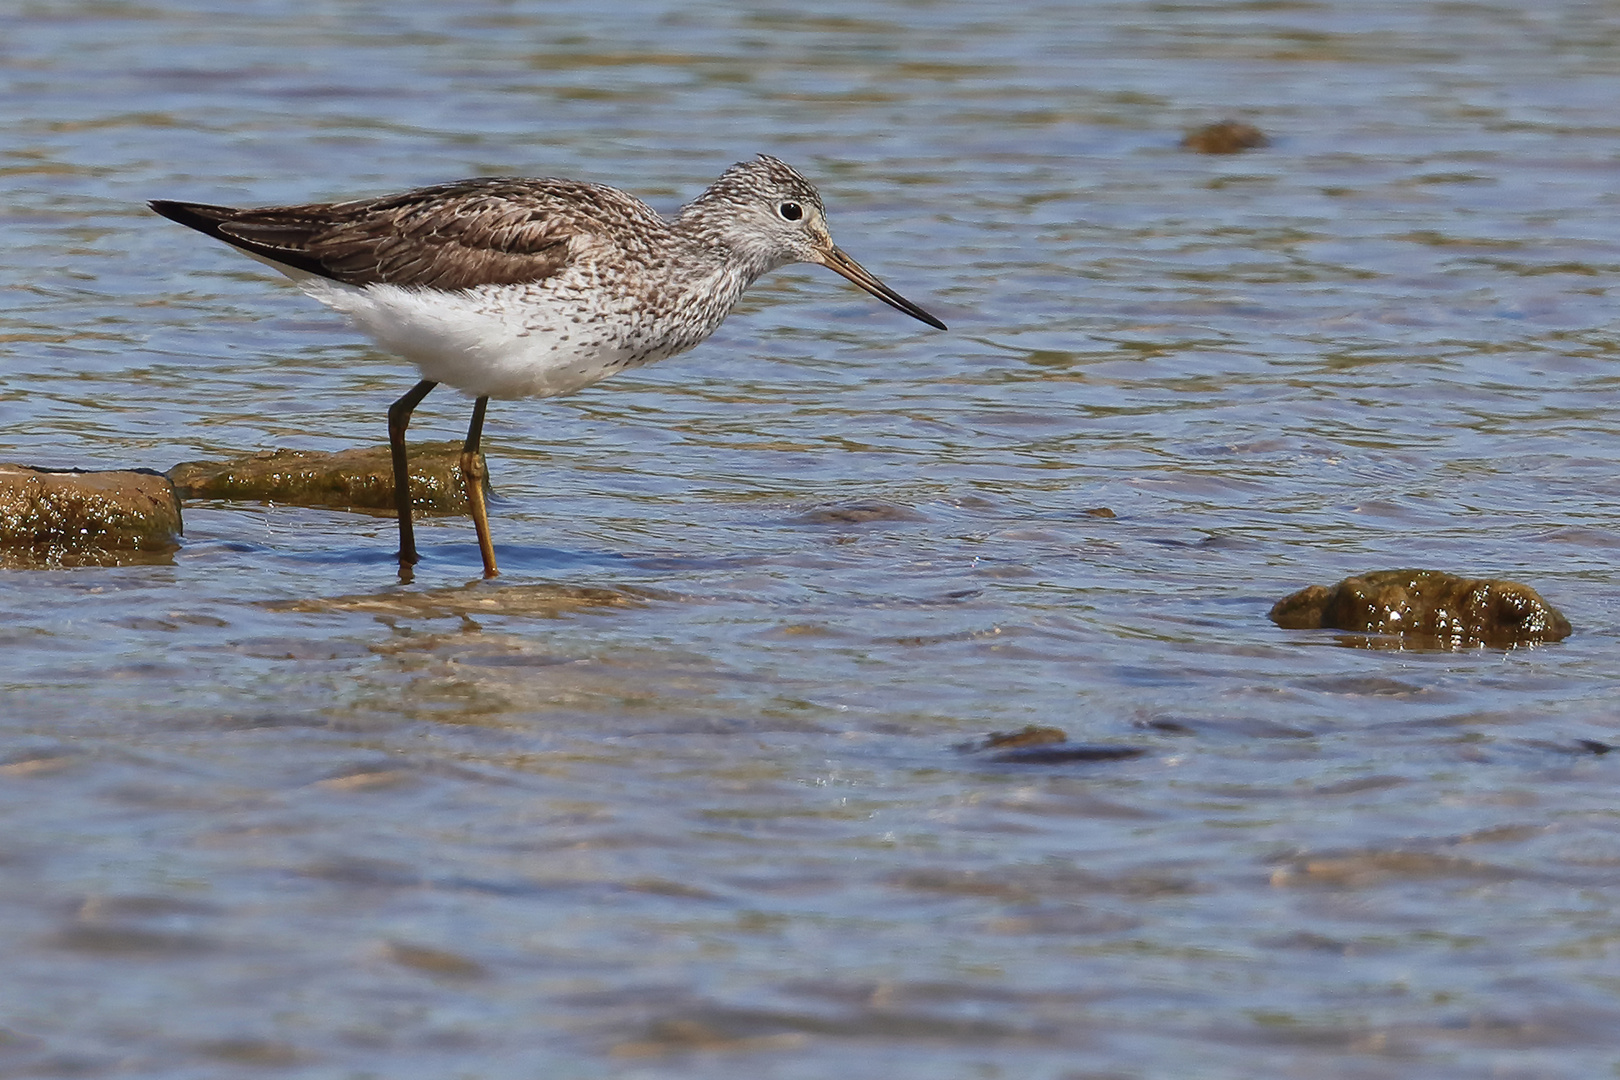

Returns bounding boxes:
[149,178,630,291]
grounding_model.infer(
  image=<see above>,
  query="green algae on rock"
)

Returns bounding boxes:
[0,464,182,561]
[167,443,485,516]
[1270,569,1571,648]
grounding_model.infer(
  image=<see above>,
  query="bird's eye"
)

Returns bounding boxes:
[777,201,803,221]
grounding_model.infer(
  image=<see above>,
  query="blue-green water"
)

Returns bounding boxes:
[3,2,1620,1077]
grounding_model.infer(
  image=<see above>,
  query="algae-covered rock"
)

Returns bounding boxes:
[1182,120,1269,154]
[0,464,182,555]
[1270,569,1571,648]
[167,442,485,516]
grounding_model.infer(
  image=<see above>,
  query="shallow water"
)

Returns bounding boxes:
[4,1,1620,1077]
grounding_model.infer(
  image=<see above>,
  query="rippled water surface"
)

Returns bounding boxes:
[5,2,1620,1077]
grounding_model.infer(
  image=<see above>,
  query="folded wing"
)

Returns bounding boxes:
[149,178,586,291]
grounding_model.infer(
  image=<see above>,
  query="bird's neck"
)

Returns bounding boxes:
[655,257,756,350]
[671,200,789,283]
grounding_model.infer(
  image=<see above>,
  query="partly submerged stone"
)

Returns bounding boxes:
[1181,119,1269,154]
[1270,569,1571,648]
[0,464,182,558]
[956,725,1150,765]
[786,500,927,526]
[167,442,485,516]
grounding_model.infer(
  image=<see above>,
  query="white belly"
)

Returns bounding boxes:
[297,278,691,400]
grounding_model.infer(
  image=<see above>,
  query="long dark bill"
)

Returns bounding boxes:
[819,246,947,331]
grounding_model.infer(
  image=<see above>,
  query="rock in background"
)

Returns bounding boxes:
[1271,568,1571,648]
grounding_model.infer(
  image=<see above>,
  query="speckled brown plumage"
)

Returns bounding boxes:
[152,178,644,291]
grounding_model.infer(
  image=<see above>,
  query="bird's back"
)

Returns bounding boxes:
[148,177,677,292]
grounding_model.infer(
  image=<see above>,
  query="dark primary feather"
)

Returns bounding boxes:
[147,178,628,291]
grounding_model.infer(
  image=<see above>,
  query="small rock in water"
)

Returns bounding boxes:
[0,464,182,557]
[957,725,1149,764]
[1182,120,1269,154]
[1270,568,1571,648]
[786,499,927,525]
[963,726,1070,752]
[167,442,485,515]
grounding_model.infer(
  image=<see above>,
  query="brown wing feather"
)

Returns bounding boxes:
[152,178,612,291]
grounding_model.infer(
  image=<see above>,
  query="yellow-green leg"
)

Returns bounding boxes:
[462,395,497,578]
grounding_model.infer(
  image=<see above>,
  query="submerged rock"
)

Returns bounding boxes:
[0,464,182,558]
[957,725,1149,764]
[263,581,657,619]
[786,500,927,525]
[1270,569,1571,648]
[1181,120,1269,154]
[167,442,485,516]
